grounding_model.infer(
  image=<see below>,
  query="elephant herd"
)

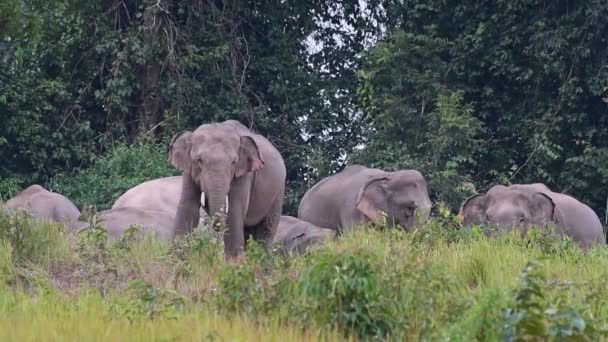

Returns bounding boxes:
[2,120,605,257]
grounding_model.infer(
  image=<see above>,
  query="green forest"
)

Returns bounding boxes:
[2,2,608,340]
[2,0,607,218]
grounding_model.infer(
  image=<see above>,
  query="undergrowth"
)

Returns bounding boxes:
[0,208,607,340]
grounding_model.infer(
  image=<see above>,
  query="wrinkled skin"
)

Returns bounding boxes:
[298,165,432,232]
[460,183,605,248]
[112,176,208,225]
[76,207,175,240]
[273,216,336,255]
[3,184,81,229]
[169,120,286,257]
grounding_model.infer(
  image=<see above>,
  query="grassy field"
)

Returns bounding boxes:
[0,210,607,341]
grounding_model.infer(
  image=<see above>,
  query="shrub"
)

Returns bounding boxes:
[0,177,21,201]
[292,247,396,339]
[50,144,179,209]
[445,288,510,341]
[0,210,71,287]
[213,262,268,315]
[212,240,287,316]
[0,210,70,268]
[112,280,186,322]
[503,260,608,340]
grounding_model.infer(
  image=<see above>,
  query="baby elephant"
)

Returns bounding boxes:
[298,165,432,232]
[273,216,336,254]
[460,183,605,248]
[3,184,81,229]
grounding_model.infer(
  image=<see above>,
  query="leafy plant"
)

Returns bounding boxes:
[213,262,268,315]
[76,206,110,264]
[114,280,185,322]
[503,259,605,340]
[50,144,178,209]
[293,248,395,339]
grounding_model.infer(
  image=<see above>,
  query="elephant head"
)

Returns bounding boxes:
[460,185,557,234]
[168,124,264,226]
[355,170,431,230]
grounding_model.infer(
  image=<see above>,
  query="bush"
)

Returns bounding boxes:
[292,247,396,339]
[0,177,21,201]
[50,144,179,209]
[445,288,510,341]
[0,210,71,287]
[505,260,589,339]
[212,240,286,316]
[112,280,186,322]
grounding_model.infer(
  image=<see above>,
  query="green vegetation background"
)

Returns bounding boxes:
[1,1,608,339]
[1,0,607,219]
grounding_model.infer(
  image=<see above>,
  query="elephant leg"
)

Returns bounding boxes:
[224,177,251,258]
[174,174,201,237]
[224,209,245,258]
[252,190,283,245]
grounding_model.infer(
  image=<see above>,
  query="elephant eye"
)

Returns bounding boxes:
[231,159,237,165]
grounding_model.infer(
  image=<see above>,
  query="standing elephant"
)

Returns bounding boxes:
[273,216,336,254]
[169,120,286,257]
[112,176,208,225]
[298,165,432,232]
[3,184,81,229]
[459,183,605,248]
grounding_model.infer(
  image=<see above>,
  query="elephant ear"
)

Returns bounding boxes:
[168,131,192,171]
[531,192,556,225]
[460,194,487,225]
[236,136,265,178]
[356,176,389,221]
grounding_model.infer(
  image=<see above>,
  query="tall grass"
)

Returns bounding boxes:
[0,208,607,340]
[0,290,345,342]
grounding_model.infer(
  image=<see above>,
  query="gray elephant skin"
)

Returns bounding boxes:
[273,216,336,254]
[298,165,432,232]
[77,207,175,240]
[460,183,605,248]
[112,176,208,225]
[169,120,286,257]
[3,184,81,229]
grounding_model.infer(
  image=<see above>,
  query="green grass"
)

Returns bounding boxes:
[0,209,607,340]
[0,290,344,341]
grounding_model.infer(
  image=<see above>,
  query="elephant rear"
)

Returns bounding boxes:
[112,176,183,211]
[549,192,605,248]
[6,186,81,230]
[97,207,175,240]
[28,192,81,228]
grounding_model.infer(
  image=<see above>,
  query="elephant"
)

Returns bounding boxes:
[76,207,174,240]
[298,165,432,232]
[168,119,286,257]
[459,183,605,248]
[112,176,208,225]
[273,216,336,254]
[3,184,81,229]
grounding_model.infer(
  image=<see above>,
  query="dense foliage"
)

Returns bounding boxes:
[1,1,607,218]
[356,0,608,214]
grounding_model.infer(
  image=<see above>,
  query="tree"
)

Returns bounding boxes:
[356,0,608,217]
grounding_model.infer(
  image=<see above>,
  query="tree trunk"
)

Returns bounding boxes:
[137,0,169,141]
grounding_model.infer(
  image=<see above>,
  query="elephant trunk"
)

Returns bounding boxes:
[202,170,230,230]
